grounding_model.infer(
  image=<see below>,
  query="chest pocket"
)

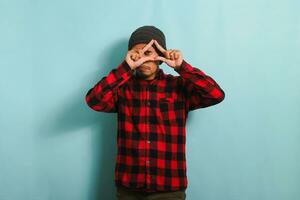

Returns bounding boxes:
[158,93,187,128]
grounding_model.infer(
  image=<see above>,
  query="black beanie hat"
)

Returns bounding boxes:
[128,25,166,65]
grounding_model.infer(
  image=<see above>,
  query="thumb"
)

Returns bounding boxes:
[141,55,157,62]
[155,56,167,63]
[135,55,156,66]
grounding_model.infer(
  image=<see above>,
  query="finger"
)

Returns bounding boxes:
[133,54,138,61]
[136,55,156,66]
[140,54,155,62]
[173,51,179,59]
[175,51,181,60]
[132,52,138,58]
[130,51,138,57]
[130,54,135,61]
[175,52,179,60]
[130,49,139,55]
[165,51,171,59]
[155,56,168,63]
[141,39,155,53]
[154,40,166,54]
[170,51,176,60]
[170,51,177,60]
[138,49,144,56]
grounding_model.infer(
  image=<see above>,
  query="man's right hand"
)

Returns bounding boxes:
[125,39,157,70]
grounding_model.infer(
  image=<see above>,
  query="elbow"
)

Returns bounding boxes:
[85,93,116,113]
[212,87,225,104]
[85,91,101,112]
[85,95,92,109]
[85,96,103,112]
[85,89,92,107]
[85,93,97,111]
[218,89,225,103]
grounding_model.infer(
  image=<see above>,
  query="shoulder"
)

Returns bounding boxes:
[160,72,185,92]
[162,72,183,84]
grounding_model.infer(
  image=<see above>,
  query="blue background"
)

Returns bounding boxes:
[0,0,299,200]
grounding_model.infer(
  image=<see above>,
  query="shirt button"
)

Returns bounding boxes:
[146,160,150,164]
[147,101,151,106]
[147,140,151,143]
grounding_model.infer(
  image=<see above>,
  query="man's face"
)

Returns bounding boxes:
[131,43,160,80]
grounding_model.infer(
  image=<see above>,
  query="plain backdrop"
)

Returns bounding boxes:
[0,0,299,200]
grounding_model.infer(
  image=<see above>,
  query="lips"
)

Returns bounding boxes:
[138,65,150,70]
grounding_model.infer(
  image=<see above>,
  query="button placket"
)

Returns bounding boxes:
[145,85,150,169]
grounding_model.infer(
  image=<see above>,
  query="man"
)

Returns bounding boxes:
[85,25,225,200]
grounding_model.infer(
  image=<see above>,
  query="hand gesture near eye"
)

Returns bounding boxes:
[125,39,157,70]
[153,40,183,70]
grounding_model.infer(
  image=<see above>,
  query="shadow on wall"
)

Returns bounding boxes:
[87,39,129,200]
[37,38,128,200]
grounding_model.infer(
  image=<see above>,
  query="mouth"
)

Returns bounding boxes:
[138,65,150,70]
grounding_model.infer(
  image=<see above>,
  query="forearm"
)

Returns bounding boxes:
[85,60,134,112]
[174,59,225,109]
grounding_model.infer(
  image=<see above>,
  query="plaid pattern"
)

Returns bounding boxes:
[85,59,225,192]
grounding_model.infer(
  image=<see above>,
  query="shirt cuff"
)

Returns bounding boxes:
[174,59,191,72]
[174,59,207,76]
[122,60,133,71]
[116,60,134,78]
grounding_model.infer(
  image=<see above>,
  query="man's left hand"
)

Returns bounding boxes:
[153,40,183,70]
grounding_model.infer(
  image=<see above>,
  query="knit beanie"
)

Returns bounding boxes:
[128,25,166,65]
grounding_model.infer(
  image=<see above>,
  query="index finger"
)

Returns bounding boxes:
[141,39,155,53]
[154,40,166,53]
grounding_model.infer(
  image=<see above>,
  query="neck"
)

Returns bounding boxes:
[135,68,159,81]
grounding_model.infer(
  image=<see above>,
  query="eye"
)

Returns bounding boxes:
[144,50,152,55]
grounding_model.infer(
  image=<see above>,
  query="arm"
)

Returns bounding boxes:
[85,60,134,113]
[174,59,225,111]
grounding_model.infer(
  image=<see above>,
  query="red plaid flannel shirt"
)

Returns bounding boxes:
[85,59,225,192]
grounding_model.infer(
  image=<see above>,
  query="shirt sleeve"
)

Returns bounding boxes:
[85,60,134,113]
[174,59,225,111]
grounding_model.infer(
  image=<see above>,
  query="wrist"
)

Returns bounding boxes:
[174,65,181,70]
[124,60,134,70]
[174,59,184,70]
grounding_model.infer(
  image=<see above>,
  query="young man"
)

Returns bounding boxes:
[85,25,225,200]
